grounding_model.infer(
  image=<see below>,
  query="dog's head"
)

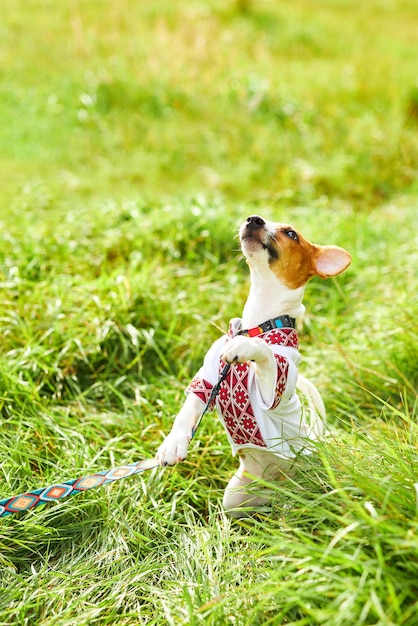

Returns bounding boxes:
[239,215,351,289]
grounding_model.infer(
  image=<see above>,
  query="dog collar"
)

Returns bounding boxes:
[237,315,296,337]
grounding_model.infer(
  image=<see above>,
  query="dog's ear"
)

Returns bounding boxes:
[313,245,351,278]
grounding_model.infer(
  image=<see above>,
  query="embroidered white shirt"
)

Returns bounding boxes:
[186,318,317,459]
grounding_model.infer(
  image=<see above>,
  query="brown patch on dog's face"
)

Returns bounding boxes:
[267,224,319,289]
[240,217,351,288]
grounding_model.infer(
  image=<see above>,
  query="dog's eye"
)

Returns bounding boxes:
[284,229,299,242]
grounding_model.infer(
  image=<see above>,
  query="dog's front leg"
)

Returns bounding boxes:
[221,336,277,407]
[156,394,203,466]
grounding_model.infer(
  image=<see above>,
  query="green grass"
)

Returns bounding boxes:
[1,0,418,624]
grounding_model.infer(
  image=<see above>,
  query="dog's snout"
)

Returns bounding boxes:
[245,215,265,231]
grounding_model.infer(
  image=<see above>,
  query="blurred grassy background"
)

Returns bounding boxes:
[2,0,418,208]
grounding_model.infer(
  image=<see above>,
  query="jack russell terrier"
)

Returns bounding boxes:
[156,215,351,516]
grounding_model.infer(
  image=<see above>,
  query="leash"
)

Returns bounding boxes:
[0,364,231,518]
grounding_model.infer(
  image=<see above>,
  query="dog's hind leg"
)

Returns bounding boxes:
[222,450,293,518]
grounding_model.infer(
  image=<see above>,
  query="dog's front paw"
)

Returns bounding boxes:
[156,430,190,467]
[221,335,268,365]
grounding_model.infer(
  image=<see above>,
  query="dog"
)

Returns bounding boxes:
[156,215,351,516]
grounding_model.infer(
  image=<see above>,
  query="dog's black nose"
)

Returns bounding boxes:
[245,215,265,231]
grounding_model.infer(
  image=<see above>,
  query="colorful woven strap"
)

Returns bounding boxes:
[0,457,158,517]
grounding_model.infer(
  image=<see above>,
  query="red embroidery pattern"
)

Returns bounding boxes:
[265,328,299,349]
[271,354,289,410]
[217,362,266,447]
[187,324,298,449]
[186,377,215,409]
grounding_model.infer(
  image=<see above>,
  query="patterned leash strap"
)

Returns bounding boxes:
[191,363,230,437]
[0,364,230,518]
